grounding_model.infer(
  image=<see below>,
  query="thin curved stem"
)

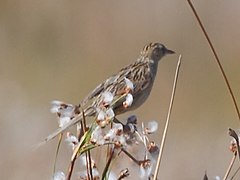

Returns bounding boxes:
[187,0,240,121]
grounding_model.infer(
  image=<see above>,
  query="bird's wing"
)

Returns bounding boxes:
[80,75,119,107]
[123,60,153,94]
[98,59,153,97]
[80,61,135,107]
[80,82,104,106]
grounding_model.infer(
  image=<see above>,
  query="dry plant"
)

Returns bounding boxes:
[46,1,240,179]
[49,55,181,180]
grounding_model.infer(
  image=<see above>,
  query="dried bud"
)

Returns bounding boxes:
[145,121,158,134]
[58,117,70,128]
[123,94,133,108]
[65,132,78,150]
[101,91,114,105]
[230,138,238,153]
[147,141,159,157]
[124,77,134,92]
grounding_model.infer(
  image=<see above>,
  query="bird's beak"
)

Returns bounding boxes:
[166,48,175,54]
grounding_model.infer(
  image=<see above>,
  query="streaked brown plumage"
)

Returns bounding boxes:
[45,42,174,142]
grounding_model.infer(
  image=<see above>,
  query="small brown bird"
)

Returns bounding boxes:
[45,42,174,142]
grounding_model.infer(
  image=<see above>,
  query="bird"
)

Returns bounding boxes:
[44,42,175,143]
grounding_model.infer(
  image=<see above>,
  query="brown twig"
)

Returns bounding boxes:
[223,151,237,180]
[53,133,63,178]
[230,165,240,180]
[67,151,77,180]
[102,147,115,180]
[67,110,87,180]
[228,128,240,160]
[153,55,182,180]
[117,168,130,180]
[82,110,94,180]
[186,0,240,121]
[121,147,140,165]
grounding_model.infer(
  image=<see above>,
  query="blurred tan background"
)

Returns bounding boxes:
[0,0,239,179]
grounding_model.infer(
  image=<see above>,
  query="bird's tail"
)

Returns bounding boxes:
[36,101,95,148]
[44,112,84,142]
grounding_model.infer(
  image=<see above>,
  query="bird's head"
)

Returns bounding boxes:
[141,42,175,61]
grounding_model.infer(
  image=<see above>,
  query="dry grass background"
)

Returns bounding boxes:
[0,0,240,179]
